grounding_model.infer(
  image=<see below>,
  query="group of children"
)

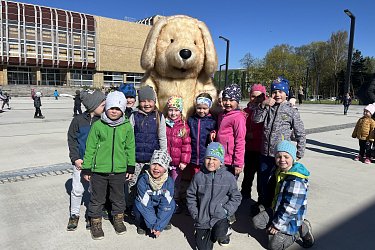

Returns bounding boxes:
[66,77,314,250]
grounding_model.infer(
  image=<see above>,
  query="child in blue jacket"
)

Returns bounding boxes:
[252,140,314,249]
[134,149,175,237]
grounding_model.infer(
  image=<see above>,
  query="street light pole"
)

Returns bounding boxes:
[344,9,355,95]
[218,63,226,90]
[219,36,230,86]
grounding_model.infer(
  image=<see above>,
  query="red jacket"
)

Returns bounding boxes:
[244,103,264,153]
[166,118,192,166]
[217,109,246,167]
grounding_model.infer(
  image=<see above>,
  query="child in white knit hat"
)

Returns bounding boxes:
[134,149,175,237]
[352,104,375,163]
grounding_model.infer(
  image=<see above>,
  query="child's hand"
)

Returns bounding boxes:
[179,163,187,170]
[83,174,91,181]
[263,98,275,107]
[267,225,279,235]
[234,166,243,176]
[125,173,133,181]
[74,159,83,170]
[210,131,216,142]
[151,229,161,237]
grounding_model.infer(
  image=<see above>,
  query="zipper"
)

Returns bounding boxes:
[267,105,279,156]
[208,171,215,223]
[196,119,201,165]
[111,127,116,173]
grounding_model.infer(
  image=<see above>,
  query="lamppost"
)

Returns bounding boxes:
[344,9,355,95]
[218,63,226,90]
[305,66,309,100]
[219,36,230,86]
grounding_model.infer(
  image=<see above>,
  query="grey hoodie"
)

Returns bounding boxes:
[186,166,242,229]
[253,101,306,158]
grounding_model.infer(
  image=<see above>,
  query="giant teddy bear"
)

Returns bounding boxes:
[140,15,218,117]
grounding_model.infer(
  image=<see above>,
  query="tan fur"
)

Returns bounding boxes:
[140,15,218,117]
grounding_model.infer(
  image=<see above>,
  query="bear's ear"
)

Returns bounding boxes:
[141,17,168,71]
[198,21,218,76]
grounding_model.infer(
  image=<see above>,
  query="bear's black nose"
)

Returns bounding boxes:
[179,49,192,59]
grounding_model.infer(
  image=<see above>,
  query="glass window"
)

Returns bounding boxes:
[87,51,95,63]
[25,27,35,41]
[59,48,67,60]
[58,32,67,44]
[126,72,144,87]
[104,72,123,87]
[70,69,93,86]
[43,46,53,59]
[7,67,36,85]
[9,43,19,56]
[73,50,81,61]
[42,29,52,42]
[73,34,81,46]
[26,45,36,58]
[87,35,95,47]
[9,26,18,39]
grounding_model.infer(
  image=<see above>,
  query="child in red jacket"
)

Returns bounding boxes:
[165,96,192,214]
[241,84,267,200]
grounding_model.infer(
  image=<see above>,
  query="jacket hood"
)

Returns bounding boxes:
[285,162,310,179]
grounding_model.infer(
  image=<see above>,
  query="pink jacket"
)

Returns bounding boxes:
[244,103,264,153]
[217,109,247,167]
[166,118,192,166]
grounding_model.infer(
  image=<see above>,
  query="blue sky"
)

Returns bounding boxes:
[19,0,375,69]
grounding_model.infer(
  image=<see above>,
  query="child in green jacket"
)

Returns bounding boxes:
[82,91,135,240]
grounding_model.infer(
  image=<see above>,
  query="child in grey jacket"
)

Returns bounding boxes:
[186,142,241,250]
[253,77,306,209]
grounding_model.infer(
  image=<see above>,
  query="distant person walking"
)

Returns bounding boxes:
[54,89,59,100]
[73,90,82,116]
[342,93,352,115]
[0,91,11,111]
[33,92,44,119]
[298,86,304,105]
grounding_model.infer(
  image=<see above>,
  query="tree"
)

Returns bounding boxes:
[239,52,255,69]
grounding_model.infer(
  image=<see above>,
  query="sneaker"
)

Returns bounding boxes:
[364,158,371,164]
[125,206,135,219]
[165,222,172,230]
[67,214,79,231]
[354,155,361,161]
[113,213,127,235]
[301,219,315,248]
[90,218,104,240]
[219,236,230,247]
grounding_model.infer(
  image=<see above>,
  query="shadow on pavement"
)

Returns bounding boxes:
[314,200,375,249]
[306,139,357,159]
[170,213,196,249]
[232,198,268,248]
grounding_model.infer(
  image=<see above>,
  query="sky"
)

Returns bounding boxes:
[18,0,375,69]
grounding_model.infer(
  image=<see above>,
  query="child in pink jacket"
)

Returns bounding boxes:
[165,96,192,213]
[215,84,246,178]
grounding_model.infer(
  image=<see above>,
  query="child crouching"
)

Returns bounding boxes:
[187,142,242,249]
[134,150,175,237]
[252,140,314,250]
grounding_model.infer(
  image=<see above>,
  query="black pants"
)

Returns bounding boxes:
[258,155,276,208]
[88,172,126,218]
[359,140,372,158]
[74,105,82,115]
[241,150,261,199]
[298,94,303,105]
[344,105,350,114]
[34,107,42,116]
[195,218,230,250]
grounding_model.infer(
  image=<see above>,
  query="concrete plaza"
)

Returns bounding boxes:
[0,97,374,249]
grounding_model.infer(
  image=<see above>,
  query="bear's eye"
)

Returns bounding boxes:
[194,41,197,45]
[170,39,174,43]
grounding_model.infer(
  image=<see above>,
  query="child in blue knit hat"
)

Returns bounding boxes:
[119,83,137,118]
[252,140,314,249]
[186,142,242,249]
[253,76,306,209]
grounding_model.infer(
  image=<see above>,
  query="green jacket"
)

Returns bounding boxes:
[82,119,135,174]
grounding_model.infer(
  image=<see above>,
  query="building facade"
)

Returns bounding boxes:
[0,0,153,88]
